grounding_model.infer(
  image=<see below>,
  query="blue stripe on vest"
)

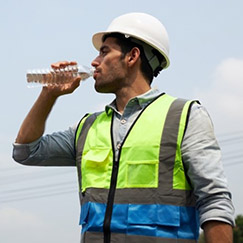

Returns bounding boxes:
[80,202,199,240]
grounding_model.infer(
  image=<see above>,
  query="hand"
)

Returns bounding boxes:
[43,60,82,98]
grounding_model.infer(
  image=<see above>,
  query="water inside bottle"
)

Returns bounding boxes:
[27,65,94,88]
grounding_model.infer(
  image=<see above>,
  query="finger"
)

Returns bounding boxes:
[68,77,82,92]
[51,61,70,69]
[74,76,82,83]
[60,61,77,68]
[69,61,77,66]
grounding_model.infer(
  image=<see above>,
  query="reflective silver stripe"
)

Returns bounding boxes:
[159,98,196,206]
[159,98,187,189]
[80,188,194,206]
[76,112,102,190]
[82,231,197,243]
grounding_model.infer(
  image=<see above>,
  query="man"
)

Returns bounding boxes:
[13,12,234,242]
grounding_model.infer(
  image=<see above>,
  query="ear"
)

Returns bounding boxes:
[127,47,140,67]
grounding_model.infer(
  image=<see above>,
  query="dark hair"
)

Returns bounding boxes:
[102,32,154,83]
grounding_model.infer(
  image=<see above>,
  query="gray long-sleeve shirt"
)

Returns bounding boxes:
[12,88,235,227]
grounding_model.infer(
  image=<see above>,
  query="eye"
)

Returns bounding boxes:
[99,47,109,57]
[100,50,107,56]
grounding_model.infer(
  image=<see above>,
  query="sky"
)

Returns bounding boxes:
[0,0,243,242]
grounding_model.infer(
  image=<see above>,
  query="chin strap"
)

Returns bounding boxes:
[130,38,165,77]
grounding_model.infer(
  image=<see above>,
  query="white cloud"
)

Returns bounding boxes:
[195,58,243,133]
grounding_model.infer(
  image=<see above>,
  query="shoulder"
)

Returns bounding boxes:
[188,102,214,128]
[183,102,217,150]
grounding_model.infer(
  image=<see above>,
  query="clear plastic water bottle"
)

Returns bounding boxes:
[27,64,94,87]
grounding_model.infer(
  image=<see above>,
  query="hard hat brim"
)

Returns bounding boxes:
[92,31,119,51]
[92,30,170,69]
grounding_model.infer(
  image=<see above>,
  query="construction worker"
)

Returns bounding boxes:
[13,12,234,242]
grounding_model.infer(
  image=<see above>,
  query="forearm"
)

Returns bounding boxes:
[15,88,57,144]
[203,221,233,243]
[15,61,82,144]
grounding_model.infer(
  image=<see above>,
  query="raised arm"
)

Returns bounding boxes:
[15,61,81,144]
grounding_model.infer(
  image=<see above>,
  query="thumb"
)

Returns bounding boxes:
[71,77,82,90]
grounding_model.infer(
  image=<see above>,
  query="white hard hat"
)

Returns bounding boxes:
[92,12,170,75]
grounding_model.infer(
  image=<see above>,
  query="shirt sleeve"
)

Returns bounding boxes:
[181,103,235,227]
[12,125,77,166]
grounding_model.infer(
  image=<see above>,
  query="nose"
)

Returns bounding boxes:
[91,55,100,68]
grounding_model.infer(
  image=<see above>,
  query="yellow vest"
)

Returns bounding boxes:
[75,93,199,243]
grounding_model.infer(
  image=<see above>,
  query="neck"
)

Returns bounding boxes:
[115,78,151,113]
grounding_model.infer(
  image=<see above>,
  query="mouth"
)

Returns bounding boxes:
[93,69,101,79]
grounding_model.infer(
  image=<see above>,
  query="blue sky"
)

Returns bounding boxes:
[1,0,243,242]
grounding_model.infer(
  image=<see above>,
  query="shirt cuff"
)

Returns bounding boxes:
[199,196,235,227]
[12,137,42,162]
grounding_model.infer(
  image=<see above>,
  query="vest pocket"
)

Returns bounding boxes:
[82,148,112,190]
[127,204,180,227]
[127,204,180,238]
[126,160,159,188]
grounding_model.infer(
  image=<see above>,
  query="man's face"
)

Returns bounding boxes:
[91,37,128,94]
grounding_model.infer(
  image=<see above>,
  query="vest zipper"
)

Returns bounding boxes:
[103,159,119,243]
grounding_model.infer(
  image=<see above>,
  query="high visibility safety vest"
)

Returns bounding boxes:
[75,93,200,243]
